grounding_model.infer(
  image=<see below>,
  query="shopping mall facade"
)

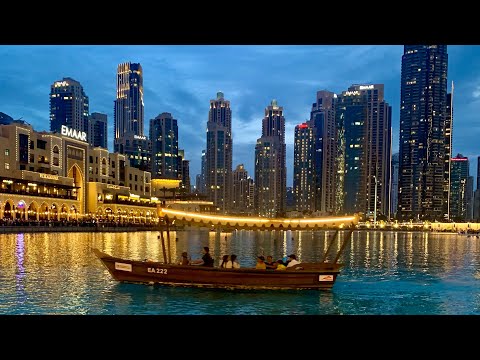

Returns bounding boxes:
[0,120,184,223]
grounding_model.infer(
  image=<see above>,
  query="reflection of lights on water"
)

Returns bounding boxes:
[15,233,26,296]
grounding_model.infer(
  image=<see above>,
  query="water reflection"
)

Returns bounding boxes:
[0,229,480,314]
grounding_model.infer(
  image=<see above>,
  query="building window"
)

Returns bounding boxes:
[135,175,138,181]
[53,157,59,166]
[4,149,9,156]
[5,163,9,170]
[129,174,132,181]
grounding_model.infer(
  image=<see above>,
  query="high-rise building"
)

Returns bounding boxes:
[232,164,254,214]
[293,123,315,212]
[467,176,474,221]
[255,100,286,217]
[114,62,144,152]
[88,112,108,149]
[398,45,448,221]
[475,156,480,220]
[177,149,190,195]
[450,154,469,221]
[200,149,206,194]
[443,84,454,220]
[336,84,392,218]
[391,152,400,219]
[50,77,89,134]
[310,90,337,214]
[205,92,232,213]
[150,112,178,179]
[116,134,151,172]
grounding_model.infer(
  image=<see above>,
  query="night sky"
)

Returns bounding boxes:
[1,45,478,186]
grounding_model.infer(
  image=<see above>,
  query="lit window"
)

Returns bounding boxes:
[5,163,10,170]
[5,149,9,156]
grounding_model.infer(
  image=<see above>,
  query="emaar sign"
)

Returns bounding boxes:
[61,125,87,142]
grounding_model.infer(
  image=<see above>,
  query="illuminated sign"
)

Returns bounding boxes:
[344,91,360,96]
[134,135,147,140]
[17,200,26,209]
[54,81,69,87]
[359,85,374,90]
[61,125,87,142]
[107,184,120,190]
[40,173,59,180]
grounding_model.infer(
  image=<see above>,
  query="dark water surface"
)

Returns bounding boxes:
[1,229,480,315]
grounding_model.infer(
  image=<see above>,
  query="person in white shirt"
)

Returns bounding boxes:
[226,254,240,269]
[286,254,301,267]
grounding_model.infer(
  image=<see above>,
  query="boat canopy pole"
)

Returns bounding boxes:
[320,230,339,263]
[333,229,354,264]
[159,225,168,264]
[165,217,172,264]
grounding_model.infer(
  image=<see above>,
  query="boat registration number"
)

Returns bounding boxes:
[319,275,334,282]
[147,267,168,274]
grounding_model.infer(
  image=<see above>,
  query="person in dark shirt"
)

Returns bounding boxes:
[191,246,215,267]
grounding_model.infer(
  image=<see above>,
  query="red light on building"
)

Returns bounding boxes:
[297,123,308,129]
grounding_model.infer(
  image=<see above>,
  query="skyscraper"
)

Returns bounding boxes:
[336,84,392,218]
[391,152,400,219]
[178,149,190,194]
[114,62,144,152]
[200,149,206,194]
[88,112,108,149]
[232,164,254,214]
[310,90,337,214]
[50,77,89,134]
[443,84,454,220]
[205,92,232,213]
[150,112,178,179]
[450,154,469,221]
[255,100,286,217]
[293,123,315,212]
[398,45,448,221]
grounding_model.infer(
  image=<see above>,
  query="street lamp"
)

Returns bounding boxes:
[373,175,378,229]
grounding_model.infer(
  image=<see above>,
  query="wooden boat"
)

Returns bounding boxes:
[94,229,354,291]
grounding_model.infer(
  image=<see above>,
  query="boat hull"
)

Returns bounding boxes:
[93,249,341,290]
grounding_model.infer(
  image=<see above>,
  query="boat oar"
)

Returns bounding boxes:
[333,229,354,264]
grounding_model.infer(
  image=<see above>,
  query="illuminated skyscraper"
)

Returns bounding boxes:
[255,100,286,217]
[336,84,392,218]
[293,123,315,212]
[150,112,178,179]
[310,90,337,214]
[398,45,448,221]
[443,85,454,220]
[232,164,254,214]
[50,77,89,134]
[205,92,232,213]
[114,62,144,152]
[450,154,469,221]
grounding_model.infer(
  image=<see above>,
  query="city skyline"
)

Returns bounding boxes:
[1,45,479,186]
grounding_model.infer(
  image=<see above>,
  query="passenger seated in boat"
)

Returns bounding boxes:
[265,255,277,269]
[256,255,267,270]
[179,251,190,265]
[275,260,286,270]
[219,254,229,268]
[191,246,215,267]
[286,254,301,268]
[226,254,240,269]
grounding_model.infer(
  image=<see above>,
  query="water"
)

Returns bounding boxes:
[1,229,480,315]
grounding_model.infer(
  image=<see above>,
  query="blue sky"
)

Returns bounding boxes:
[0,45,479,186]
